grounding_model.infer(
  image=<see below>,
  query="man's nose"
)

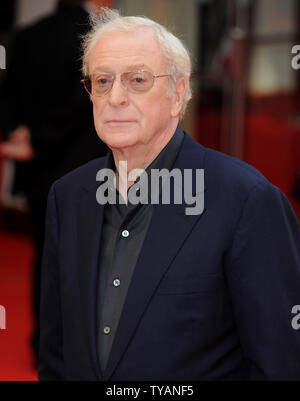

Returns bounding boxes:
[108,77,129,107]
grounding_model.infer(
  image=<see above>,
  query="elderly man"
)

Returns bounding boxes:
[39,9,300,381]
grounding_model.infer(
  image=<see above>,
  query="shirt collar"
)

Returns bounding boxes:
[102,124,184,205]
[103,124,184,173]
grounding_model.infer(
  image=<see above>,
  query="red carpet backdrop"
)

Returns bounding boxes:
[0,231,37,381]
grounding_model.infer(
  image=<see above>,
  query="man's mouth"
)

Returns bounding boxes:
[106,120,134,124]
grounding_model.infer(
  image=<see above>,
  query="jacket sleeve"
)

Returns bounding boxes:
[38,184,65,380]
[225,181,300,380]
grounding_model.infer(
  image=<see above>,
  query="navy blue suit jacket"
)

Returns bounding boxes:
[39,131,300,380]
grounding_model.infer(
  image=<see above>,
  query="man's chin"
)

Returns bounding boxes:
[102,135,137,151]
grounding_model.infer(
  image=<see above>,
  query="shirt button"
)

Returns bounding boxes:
[103,326,111,335]
[113,278,121,287]
[122,230,129,238]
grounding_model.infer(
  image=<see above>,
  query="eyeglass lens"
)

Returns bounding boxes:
[85,71,155,96]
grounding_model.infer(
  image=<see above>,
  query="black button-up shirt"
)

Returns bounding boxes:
[97,126,184,371]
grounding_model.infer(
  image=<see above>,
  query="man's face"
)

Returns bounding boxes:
[87,28,180,151]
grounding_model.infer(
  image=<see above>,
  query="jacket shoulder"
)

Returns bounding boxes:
[182,135,278,227]
[204,146,269,188]
[52,156,106,198]
[182,133,270,191]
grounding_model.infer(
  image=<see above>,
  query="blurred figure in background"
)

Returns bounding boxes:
[0,0,108,364]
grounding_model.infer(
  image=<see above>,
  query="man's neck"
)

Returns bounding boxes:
[111,122,178,199]
[112,123,177,182]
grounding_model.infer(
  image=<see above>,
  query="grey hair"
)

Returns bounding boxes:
[81,8,192,120]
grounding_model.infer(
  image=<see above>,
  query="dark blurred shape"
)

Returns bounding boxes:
[196,0,252,158]
[57,0,86,7]
[0,0,16,32]
[199,0,227,71]
[294,167,300,201]
[0,1,108,364]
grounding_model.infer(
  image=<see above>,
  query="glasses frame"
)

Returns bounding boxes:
[80,70,171,97]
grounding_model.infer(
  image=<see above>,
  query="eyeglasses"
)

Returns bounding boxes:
[81,70,170,97]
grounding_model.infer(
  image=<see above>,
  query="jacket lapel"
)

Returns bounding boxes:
[104,133,206,380]
[77,183,104,380]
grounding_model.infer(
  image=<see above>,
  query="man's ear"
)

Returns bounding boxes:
[171,76,186,118]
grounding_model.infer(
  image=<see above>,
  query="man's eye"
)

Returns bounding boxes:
[130,75,147,84]
[97,78,109,85]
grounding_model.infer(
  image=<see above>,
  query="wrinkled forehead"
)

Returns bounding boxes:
[88,27,166,75]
